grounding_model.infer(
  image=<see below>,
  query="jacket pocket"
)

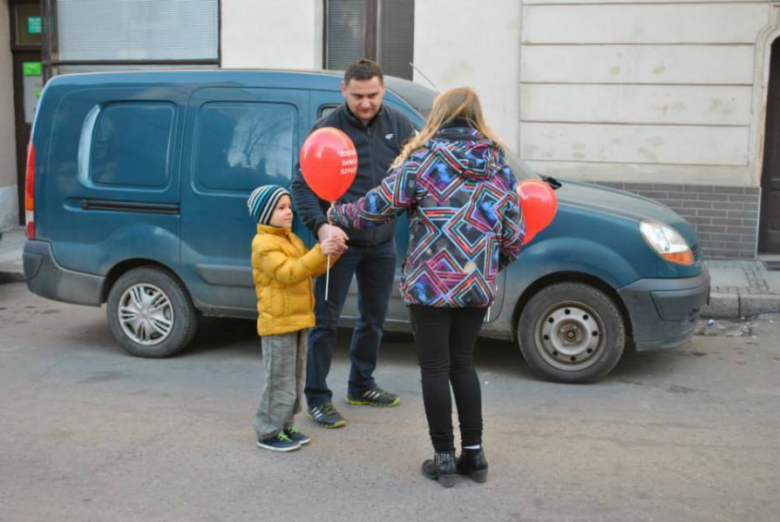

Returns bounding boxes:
[271,286,289,319]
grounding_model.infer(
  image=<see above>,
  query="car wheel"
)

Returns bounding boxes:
[517,282,625,383]
[107,266,198,358]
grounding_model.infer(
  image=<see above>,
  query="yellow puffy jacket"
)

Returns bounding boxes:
[251,224,338,336]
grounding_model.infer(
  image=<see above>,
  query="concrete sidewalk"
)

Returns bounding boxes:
[2,226,779,318]
[704,259,780,317]
[0,227,25,284]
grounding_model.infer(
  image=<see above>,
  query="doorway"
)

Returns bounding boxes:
[9,0,41,225]
[760,38,780,254]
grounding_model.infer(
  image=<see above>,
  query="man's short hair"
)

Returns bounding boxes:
[344,59,384,85]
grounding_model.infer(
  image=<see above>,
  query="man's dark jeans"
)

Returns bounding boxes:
[305,238,396,408]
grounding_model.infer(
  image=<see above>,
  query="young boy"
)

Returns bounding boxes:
[248,185,346,452]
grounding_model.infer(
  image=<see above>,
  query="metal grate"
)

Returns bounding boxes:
[764,260,780,271]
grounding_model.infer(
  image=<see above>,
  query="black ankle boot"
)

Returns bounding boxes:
[421,451,458,488]
[456,447,488,483]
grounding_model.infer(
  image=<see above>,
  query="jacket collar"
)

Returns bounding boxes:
[342,103,384,129]
[441,117,477,130]
[436,122,484,142]
[256,224,291,237]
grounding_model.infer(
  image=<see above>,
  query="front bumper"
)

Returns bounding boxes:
[617,267,710,351]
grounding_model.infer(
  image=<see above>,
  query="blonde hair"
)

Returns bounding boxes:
[391,87,505,169]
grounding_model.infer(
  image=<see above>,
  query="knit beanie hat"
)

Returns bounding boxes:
[247,185,292,225]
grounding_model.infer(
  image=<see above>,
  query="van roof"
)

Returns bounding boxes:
[40,69,435,118]
[43,68,423,93]
[44,68,341,89]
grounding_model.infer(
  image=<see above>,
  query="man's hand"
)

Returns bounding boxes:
[318,224,349,244]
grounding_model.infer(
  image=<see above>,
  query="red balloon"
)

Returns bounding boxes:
[299,127,358,202]
[517,179,558,245]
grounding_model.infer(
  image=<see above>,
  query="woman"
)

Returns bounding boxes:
[329,87,525,487]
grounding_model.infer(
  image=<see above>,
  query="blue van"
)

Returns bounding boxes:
[23,70,709,383]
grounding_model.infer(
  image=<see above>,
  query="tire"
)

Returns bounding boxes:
[517,282,625,383]
[106,266,198,358]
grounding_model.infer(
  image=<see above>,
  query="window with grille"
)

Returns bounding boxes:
[325,0,414,80]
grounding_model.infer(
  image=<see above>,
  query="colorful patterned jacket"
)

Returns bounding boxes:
[330,123,525,308]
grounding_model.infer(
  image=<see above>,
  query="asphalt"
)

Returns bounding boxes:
[2,226,779,318]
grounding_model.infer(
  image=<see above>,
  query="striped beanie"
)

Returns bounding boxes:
[247,185,292,225]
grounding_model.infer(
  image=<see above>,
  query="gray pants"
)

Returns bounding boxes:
[253,330,308,440]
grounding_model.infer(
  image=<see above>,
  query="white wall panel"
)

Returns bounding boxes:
[520,84,753,126]
[521,123,749,166]
[522,4,770,44]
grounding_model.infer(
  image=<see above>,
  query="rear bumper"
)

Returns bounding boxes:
[617,267,710,351]
[23,240,104,306]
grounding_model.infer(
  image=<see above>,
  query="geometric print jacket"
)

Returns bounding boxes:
[330,124,526,308]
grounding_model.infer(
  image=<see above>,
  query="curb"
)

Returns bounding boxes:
[702,292,780,318]
[0,272,25,285]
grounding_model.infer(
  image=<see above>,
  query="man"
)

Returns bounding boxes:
[292,59,415,428]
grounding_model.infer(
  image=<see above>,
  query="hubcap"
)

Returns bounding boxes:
[537,302,604,371]
[118,284,174,345]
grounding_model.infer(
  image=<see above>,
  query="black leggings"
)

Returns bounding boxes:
[410,305,488,453]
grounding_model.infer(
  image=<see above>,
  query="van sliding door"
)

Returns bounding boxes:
[180,87,309,316]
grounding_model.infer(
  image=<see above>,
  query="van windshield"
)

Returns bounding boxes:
[386,76,540,182]
[385,76,436,117]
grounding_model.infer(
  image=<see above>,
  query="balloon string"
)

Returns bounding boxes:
[325,204,333,301]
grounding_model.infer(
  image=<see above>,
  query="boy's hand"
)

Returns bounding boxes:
[321,237,346,256]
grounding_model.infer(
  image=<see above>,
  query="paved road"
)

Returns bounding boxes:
[1,281,779,522]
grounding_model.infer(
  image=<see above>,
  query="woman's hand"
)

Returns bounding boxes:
[317,223,348,244]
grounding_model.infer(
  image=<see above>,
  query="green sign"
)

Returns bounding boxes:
[23,62,42,76]
[28,16,42,34]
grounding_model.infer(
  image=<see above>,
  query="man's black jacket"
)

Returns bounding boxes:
[292,103,414,246]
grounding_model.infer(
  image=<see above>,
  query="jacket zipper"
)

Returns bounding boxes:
[366,125,377,244]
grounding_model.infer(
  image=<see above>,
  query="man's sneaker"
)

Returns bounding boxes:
[284,426,311,445]
[256,432,301,453]
[307,403,347,429]
[345,386,401,407]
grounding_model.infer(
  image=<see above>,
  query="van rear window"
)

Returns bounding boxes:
[194,102,296,191]
[91,103,175,188]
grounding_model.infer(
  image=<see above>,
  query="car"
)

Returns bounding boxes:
[23,69,710,383]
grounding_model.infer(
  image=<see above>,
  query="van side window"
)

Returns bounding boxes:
[195,102,296,191]
[91,103,175,188]
[319,104,338,119]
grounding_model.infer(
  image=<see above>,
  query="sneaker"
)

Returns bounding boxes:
[345,386,401,407]
[307,403,347,429]
[257,432,301,453]
[284,426,311,445]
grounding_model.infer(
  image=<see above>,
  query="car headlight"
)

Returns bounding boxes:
[639,220,694,265]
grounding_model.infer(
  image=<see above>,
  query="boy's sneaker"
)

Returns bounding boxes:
[307,403,347,429]
[257,432,301,452]
[284,426,311,445]
[345,386,401,407]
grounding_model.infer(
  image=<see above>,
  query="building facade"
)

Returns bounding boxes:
[1,0,19,232]
[2,0,778,259]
